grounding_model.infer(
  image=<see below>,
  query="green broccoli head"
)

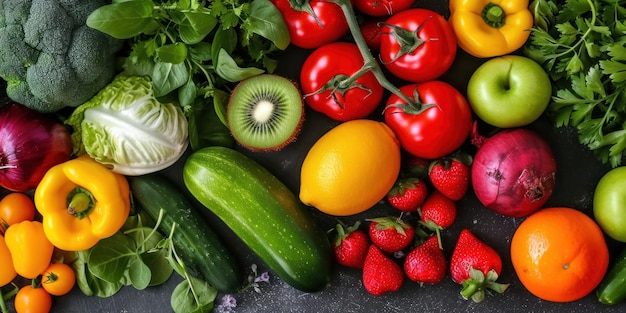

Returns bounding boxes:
[0,0,124,113]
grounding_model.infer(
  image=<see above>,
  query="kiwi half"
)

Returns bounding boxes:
[227,74,305,151]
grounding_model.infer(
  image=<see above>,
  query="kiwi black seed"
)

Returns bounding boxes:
[227,74,305,151]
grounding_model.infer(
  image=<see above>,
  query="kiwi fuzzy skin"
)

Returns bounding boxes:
[227,74,305,152]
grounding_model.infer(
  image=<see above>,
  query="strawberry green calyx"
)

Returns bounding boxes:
[388,178,421,196]
[332,220,361,247]
[368,216,410,235]
[461,268,509,303]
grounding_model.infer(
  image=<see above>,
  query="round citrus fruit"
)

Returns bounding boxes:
[510,207,609,302]
[299,119,401,216]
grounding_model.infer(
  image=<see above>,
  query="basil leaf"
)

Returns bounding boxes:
[248,0,290,50]
[215,49,264,82]
[179,11,218,44]
[152,62,190,97]
[157,43,188,64]
[88,233,136,284]
[86,1,155,39]
[171,276,217,313]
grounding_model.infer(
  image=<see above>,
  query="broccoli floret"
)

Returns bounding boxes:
[0,0,123,113]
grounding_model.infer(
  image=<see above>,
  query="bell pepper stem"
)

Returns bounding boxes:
[67,187,96,219]
[482,3,505,28]
[328,0,418,106]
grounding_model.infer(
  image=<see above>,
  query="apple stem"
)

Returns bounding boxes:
[482,3,506,28]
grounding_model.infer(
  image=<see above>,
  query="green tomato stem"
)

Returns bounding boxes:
[328,0,417,106]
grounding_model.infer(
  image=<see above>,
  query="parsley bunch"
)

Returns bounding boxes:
[525,0,626,167]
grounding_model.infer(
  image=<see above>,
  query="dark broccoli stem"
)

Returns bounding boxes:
[327,0,417,106]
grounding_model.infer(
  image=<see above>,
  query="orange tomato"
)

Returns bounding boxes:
[14,285,52,313]
[41,262,76,296]
[0,235,16,286]
[510,207,609,302]
[0,193,35,232]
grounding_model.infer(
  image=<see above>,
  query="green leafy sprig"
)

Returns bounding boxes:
[86,0,290,150]
[525,0,626,167]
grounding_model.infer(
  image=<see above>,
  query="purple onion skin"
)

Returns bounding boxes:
[471,128,556,218]
[0,103,72,192]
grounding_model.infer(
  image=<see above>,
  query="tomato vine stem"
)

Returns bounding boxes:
[327,0,418,106]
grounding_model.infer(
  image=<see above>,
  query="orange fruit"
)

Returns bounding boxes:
[299,119,401,216]
[510,207,609,302]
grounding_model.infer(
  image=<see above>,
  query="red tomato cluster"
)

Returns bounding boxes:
[273,0,472,160]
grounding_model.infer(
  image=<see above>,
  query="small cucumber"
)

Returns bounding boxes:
[597,247,626,305]
[129,173,242,293]
[182,146,331,293]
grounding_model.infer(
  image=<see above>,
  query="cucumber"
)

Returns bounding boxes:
[597,247,626,305]
[129,173,242,293]
[182,146,331,293]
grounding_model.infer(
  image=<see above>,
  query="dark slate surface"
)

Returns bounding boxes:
[9,0,626,312]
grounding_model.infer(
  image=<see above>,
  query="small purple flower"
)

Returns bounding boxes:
[254,272,270,283]
[221,294,237,308]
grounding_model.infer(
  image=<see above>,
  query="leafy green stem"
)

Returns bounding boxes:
[328,0,417,106]
[554,0,597,60]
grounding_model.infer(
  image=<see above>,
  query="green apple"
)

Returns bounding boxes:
[593,166,626,242]
[467,55,551,128]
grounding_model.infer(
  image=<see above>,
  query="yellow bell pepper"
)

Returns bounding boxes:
[449,0,534,58]
[4,221,54,279]
[34,155,131,251]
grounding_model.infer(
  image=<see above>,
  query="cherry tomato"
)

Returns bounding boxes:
[354,0,414,16]
[379,8,457,82]
[383,81,472,159]
[271,0,349,49]
[0,192,35,233]
[300,42,384,121]
[359,17,385,51]
[41,263,76,296]
[14,285,52,313]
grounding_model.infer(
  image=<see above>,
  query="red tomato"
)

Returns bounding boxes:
[271,0,349,49]
[300,42,384,121]
[379,8,457,82]
[354,0,414,16]
[359,17,385,51]
[383,81,472,159]
[0,193,35,233]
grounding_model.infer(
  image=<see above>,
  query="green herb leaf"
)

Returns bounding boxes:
[215,49,264,82]
[86,1,156,39]
[178,11,218,45]
[88,233,137,284]
[171,276,217,313]
[152,62,190,97]
[128,256,152,290]
[247,0,290,50]
[157,43,188,64]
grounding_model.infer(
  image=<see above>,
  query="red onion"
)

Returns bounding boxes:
[0,102,72,192]
[471,127,556,217]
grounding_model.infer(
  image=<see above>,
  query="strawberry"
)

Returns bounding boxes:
[362,244,404,296]
[449,229,509,302]
[403,155,430,179]
[403,235,447,285]
[386,178,428,212]
[428,152,472,201]
[368,216,415,253]
[418,190,457,248]
[331,221,370,269]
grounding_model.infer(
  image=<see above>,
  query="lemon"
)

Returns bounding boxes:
[299,119,401,216]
